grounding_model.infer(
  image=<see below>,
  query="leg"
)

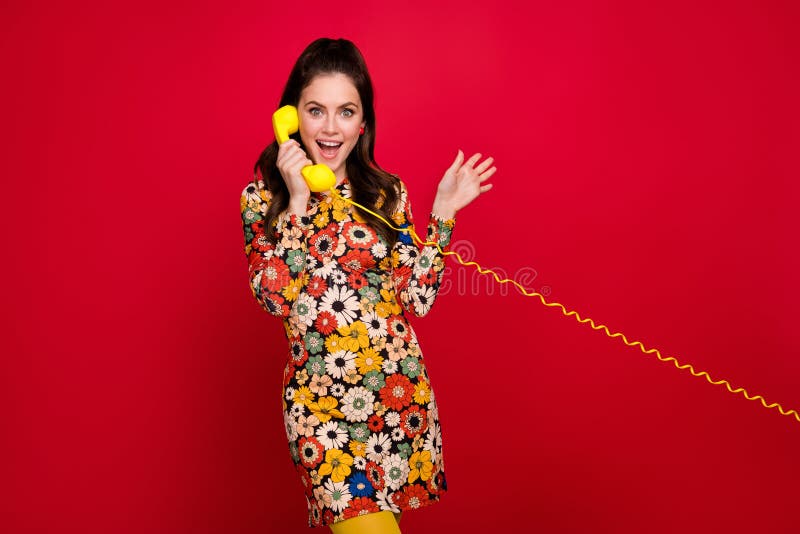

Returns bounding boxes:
[329,510,402,534]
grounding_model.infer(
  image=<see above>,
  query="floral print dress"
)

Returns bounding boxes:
[240,175,456,528]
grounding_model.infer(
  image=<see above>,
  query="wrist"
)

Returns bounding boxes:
[431,199,457,220]
[287,197,309,216]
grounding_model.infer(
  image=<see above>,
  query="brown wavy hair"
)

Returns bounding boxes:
[254,37,401,247]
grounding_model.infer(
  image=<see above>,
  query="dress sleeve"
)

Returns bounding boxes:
[389,179,456,318]
[240,179,313,318]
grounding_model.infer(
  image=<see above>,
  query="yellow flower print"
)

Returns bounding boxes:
[325,333,344,353]
[349,440,367,457]
[413,380,431,404]
[338,321,370,352]
[294,368,309,385]
[318,448,354,483]
[356,348,384,374]
[310,469,322,485]
[282,276,307,302]
[388,252,400,270]
[313,210,329,228]
[375,299,401,318]
[359,300,375,315]
[372,337,387,352]
[292,386,315,406]
[332,194,348,210]
[307,396,345,423]
[380,277,394,292]
[412,434,424,451]
[331,195,349,220]
[408,450,433,483]
[374,402,387,417]
[406,343,420,358]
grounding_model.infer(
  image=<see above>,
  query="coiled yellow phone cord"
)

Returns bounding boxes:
[330,188,800,426]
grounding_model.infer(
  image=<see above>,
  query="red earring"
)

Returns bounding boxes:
[359,127,365,135]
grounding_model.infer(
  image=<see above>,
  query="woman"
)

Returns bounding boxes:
[240,37,495,533]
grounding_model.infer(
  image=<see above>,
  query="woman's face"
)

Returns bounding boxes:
[298,72,366,183]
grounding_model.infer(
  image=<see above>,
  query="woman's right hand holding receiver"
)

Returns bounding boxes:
[276,139,312,215]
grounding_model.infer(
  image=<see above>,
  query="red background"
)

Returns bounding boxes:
[3,1,799,532]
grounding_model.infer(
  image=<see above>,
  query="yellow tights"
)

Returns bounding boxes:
[329,511,402,534]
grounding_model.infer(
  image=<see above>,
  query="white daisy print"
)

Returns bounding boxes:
[397,245,419,267]
[315,421,349,449]
[319,286,360,326]
[294,292,319,324]
[406,285,437,317]
[375,487,400,512]
[360,311,387,339]
[384,411,401,427]
[390,427,404,442]
[365,432,392,463]
[412,247,436,276]
[370,240,387,259]
[381,453,410,491]
[340,386,375,422]
[381,358,398,375]
[324,350,357,380]
[324,479,352,513]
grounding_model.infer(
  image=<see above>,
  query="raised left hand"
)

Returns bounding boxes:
[433,150,496,218]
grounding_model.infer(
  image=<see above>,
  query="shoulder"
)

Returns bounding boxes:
[240,177,271,217]
[388,174,409,200]
[241,177,274,202]
[241,176,266,197]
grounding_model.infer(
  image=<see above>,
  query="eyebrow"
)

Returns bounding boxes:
[305,100,360,109]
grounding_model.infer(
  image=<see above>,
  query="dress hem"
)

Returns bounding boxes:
[310,488,448,529]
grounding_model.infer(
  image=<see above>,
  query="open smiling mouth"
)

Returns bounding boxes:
[316,140,343,159]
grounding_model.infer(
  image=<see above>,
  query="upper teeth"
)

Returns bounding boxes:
[319,141,341,147]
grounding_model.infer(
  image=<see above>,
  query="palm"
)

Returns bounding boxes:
[436,150,496,213]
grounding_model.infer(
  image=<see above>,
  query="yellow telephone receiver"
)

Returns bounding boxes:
[272,105,336,192]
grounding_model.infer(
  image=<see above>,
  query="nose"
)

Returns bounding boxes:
[322,113,338,135]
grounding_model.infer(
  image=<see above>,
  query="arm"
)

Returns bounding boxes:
[240,179,313,318]
[390,180,457,318]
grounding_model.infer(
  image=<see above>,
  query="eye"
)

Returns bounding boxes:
[309,107,322,117]
[341,108,354,118]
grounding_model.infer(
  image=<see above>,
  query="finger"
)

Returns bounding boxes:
[447,149,464,172]
[479,183,493,193]
[465,152,482,168]
[278,139,300,154]
[277,140,300,163]
[478,166,497,181]
[279,148,303,168]
[474,156,494,174]
[279,151,308,175]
